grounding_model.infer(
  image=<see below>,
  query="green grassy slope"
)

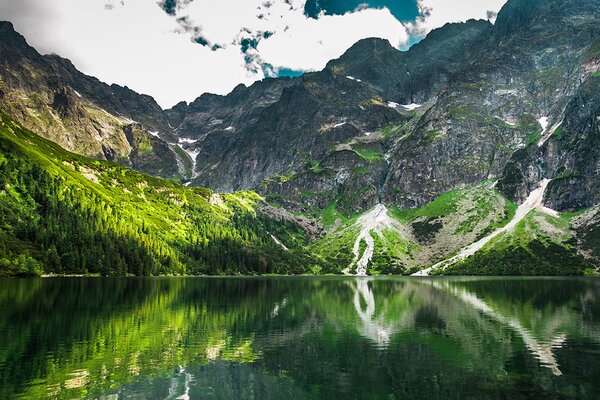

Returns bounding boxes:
[0,113,318,276]
[309,182,518,275]
[438,210,594,276]
[308,180,598,276]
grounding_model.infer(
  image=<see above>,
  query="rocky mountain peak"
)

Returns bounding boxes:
[0,21,27,48]
[494,0,600,38]
[331,37,396,62]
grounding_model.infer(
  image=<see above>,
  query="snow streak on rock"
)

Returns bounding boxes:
[346,75,362,82]
[400,103,421,110]
[180,145,200,179]
[269,234,289,251]
[538,119,563,147]
[178,137,198,144]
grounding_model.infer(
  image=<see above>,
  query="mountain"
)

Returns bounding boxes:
[0,112,320,276]
[0,22,179,179]
[1,0,600,276]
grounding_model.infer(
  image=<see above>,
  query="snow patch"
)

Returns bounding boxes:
[333,122,347,128]
[387,101,400,108]
[148,130,160,138]
[224,126,235,132]
[400,103,421,111]
[178,137,198,144]
[346,75,362,83]
[73,90,82,98]
[179,144,200,179]
[538,120,563,147]
[363,131,373,136]
[538,117,549,134]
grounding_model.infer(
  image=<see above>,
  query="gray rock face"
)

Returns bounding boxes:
[0,21,180,178]
[44,54,171,133]
[326,19,492,104]
[499,74,600,211]
[123,124,180,178]
[191,69,403,192]
[384,0,600,209]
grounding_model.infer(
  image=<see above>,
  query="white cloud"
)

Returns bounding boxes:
[409,0,507,35]
[0,0,504,109]
[258,8,409,72]
[2,0,253,108]
[172,0,408,72]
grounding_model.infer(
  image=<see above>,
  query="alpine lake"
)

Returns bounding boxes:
[2,276,600,399]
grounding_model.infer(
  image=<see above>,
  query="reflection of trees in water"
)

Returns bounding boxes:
[105,361,312,400]
[0,278,274,399]
[3,278,600,399]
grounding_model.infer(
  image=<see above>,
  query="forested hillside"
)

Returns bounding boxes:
[0,113,318,276]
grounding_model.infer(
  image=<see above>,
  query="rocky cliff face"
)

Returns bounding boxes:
[385,0,600,209]
[499,74,600,211]
[326,19,491,104]
[0,21,178,179]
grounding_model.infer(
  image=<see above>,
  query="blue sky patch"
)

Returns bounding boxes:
[304,0,420,23]
[275,68,305,78]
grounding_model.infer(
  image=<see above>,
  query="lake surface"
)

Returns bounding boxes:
[2,277,600,399]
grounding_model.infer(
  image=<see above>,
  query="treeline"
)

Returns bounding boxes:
[0,117,316,276]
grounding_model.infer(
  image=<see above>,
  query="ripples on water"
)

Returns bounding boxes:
[1,276,600,399]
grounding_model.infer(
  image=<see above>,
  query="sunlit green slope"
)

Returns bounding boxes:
[0,113,318,276]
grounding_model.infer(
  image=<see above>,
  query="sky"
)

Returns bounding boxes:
[0,0,507,109]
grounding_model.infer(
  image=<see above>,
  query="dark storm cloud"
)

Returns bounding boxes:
[304,0,419,22]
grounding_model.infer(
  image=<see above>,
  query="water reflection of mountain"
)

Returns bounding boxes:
[1,277,600,399]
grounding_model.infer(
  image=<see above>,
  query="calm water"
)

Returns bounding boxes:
[2,277,600,399]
